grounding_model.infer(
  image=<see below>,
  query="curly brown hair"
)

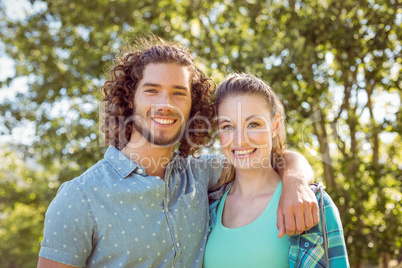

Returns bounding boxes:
[100,37,216,158]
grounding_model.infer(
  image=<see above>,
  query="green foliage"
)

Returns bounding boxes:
[0,0,401,266]
[0,148,55,268]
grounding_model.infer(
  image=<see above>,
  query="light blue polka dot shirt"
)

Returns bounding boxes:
[39,146,224,267]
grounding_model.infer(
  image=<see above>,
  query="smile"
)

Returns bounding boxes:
[233,148,257,156]
[152,117,177,125]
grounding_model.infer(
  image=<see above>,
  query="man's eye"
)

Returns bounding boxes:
[145,89,157,93]
[173,92,186,96]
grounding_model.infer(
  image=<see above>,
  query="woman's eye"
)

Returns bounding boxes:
[221,125,234,131]
[248,122,260,128]
[145,89,157,93]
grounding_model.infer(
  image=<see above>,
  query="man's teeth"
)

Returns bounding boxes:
[234,149,255,155]
[153,118,175,125]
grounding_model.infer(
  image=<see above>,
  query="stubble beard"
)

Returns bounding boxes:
[132,109,186,147]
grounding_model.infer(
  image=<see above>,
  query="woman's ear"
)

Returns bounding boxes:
[272,113,280,138]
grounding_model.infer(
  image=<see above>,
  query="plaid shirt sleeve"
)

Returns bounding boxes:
[289,185,350,267]
[320,189,350,267]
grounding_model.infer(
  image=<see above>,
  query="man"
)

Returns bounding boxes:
[38,38,318,267]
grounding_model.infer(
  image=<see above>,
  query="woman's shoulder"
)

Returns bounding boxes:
[310,183,337,208]
[310,183,342,223]
[294,182,349,267]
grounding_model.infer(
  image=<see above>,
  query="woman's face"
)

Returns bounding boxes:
[217,94,278,171]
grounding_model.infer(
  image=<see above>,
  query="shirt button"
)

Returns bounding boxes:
[304,242,310,248]
[176,242,180,248]
[155,176,160,180]
[137,169,143,174]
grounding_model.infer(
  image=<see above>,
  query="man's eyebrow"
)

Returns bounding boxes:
[142,83,161,88]
[172,85,189,91]
[142,83,189,91]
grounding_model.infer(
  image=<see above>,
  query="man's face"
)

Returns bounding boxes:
[132,63,192,147]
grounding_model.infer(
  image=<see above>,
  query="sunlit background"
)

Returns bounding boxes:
[0,0,401,267]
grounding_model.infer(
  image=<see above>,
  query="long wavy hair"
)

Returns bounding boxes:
[101,37,216,157]
[212,73,287,190]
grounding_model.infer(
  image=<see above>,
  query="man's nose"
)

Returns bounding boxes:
[155,92,174,113]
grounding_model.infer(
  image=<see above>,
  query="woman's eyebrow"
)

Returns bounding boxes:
[245,115,259,121]
[218,119,231,124]
[245,115,269,122]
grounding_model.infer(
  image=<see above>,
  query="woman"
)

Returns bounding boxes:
[204,73,349,267]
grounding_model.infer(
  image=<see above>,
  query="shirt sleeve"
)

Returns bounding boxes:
[321,191,350,267]
[187,154,225,191]
[39,180,96,267]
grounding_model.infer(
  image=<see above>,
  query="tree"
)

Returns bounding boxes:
[0,0,401,266]
[0,147,54,268]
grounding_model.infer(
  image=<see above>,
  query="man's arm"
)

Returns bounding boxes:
[276,150,319,238]
[38,181,93,267]
[38,257,77,268]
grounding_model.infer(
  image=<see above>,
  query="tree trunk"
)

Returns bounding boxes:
[380,252,390,268]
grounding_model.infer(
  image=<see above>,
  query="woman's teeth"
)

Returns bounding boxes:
[234,149,255,155]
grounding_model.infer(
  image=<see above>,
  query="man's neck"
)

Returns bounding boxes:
[121,135,176,180]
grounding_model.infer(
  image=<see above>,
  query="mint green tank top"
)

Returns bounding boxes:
[204,181,289,268]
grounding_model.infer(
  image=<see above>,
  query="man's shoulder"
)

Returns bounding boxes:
[178,153,225,188]
[178,153,224,174]
[183,153,224,165]
[52,158,115,207]
[63,159,112,188]
[79,158,110,179]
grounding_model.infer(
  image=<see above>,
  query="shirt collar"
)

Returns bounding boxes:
[170,151,183,170]
[104,146,184,178]
[104,146,141,178]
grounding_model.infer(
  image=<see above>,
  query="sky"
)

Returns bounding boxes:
[0,0,46,144]
[0,0,43,100]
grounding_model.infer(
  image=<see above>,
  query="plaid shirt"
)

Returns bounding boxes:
[208,183,349,268]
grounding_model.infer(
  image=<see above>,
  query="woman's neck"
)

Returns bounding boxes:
[230,167,281,197]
